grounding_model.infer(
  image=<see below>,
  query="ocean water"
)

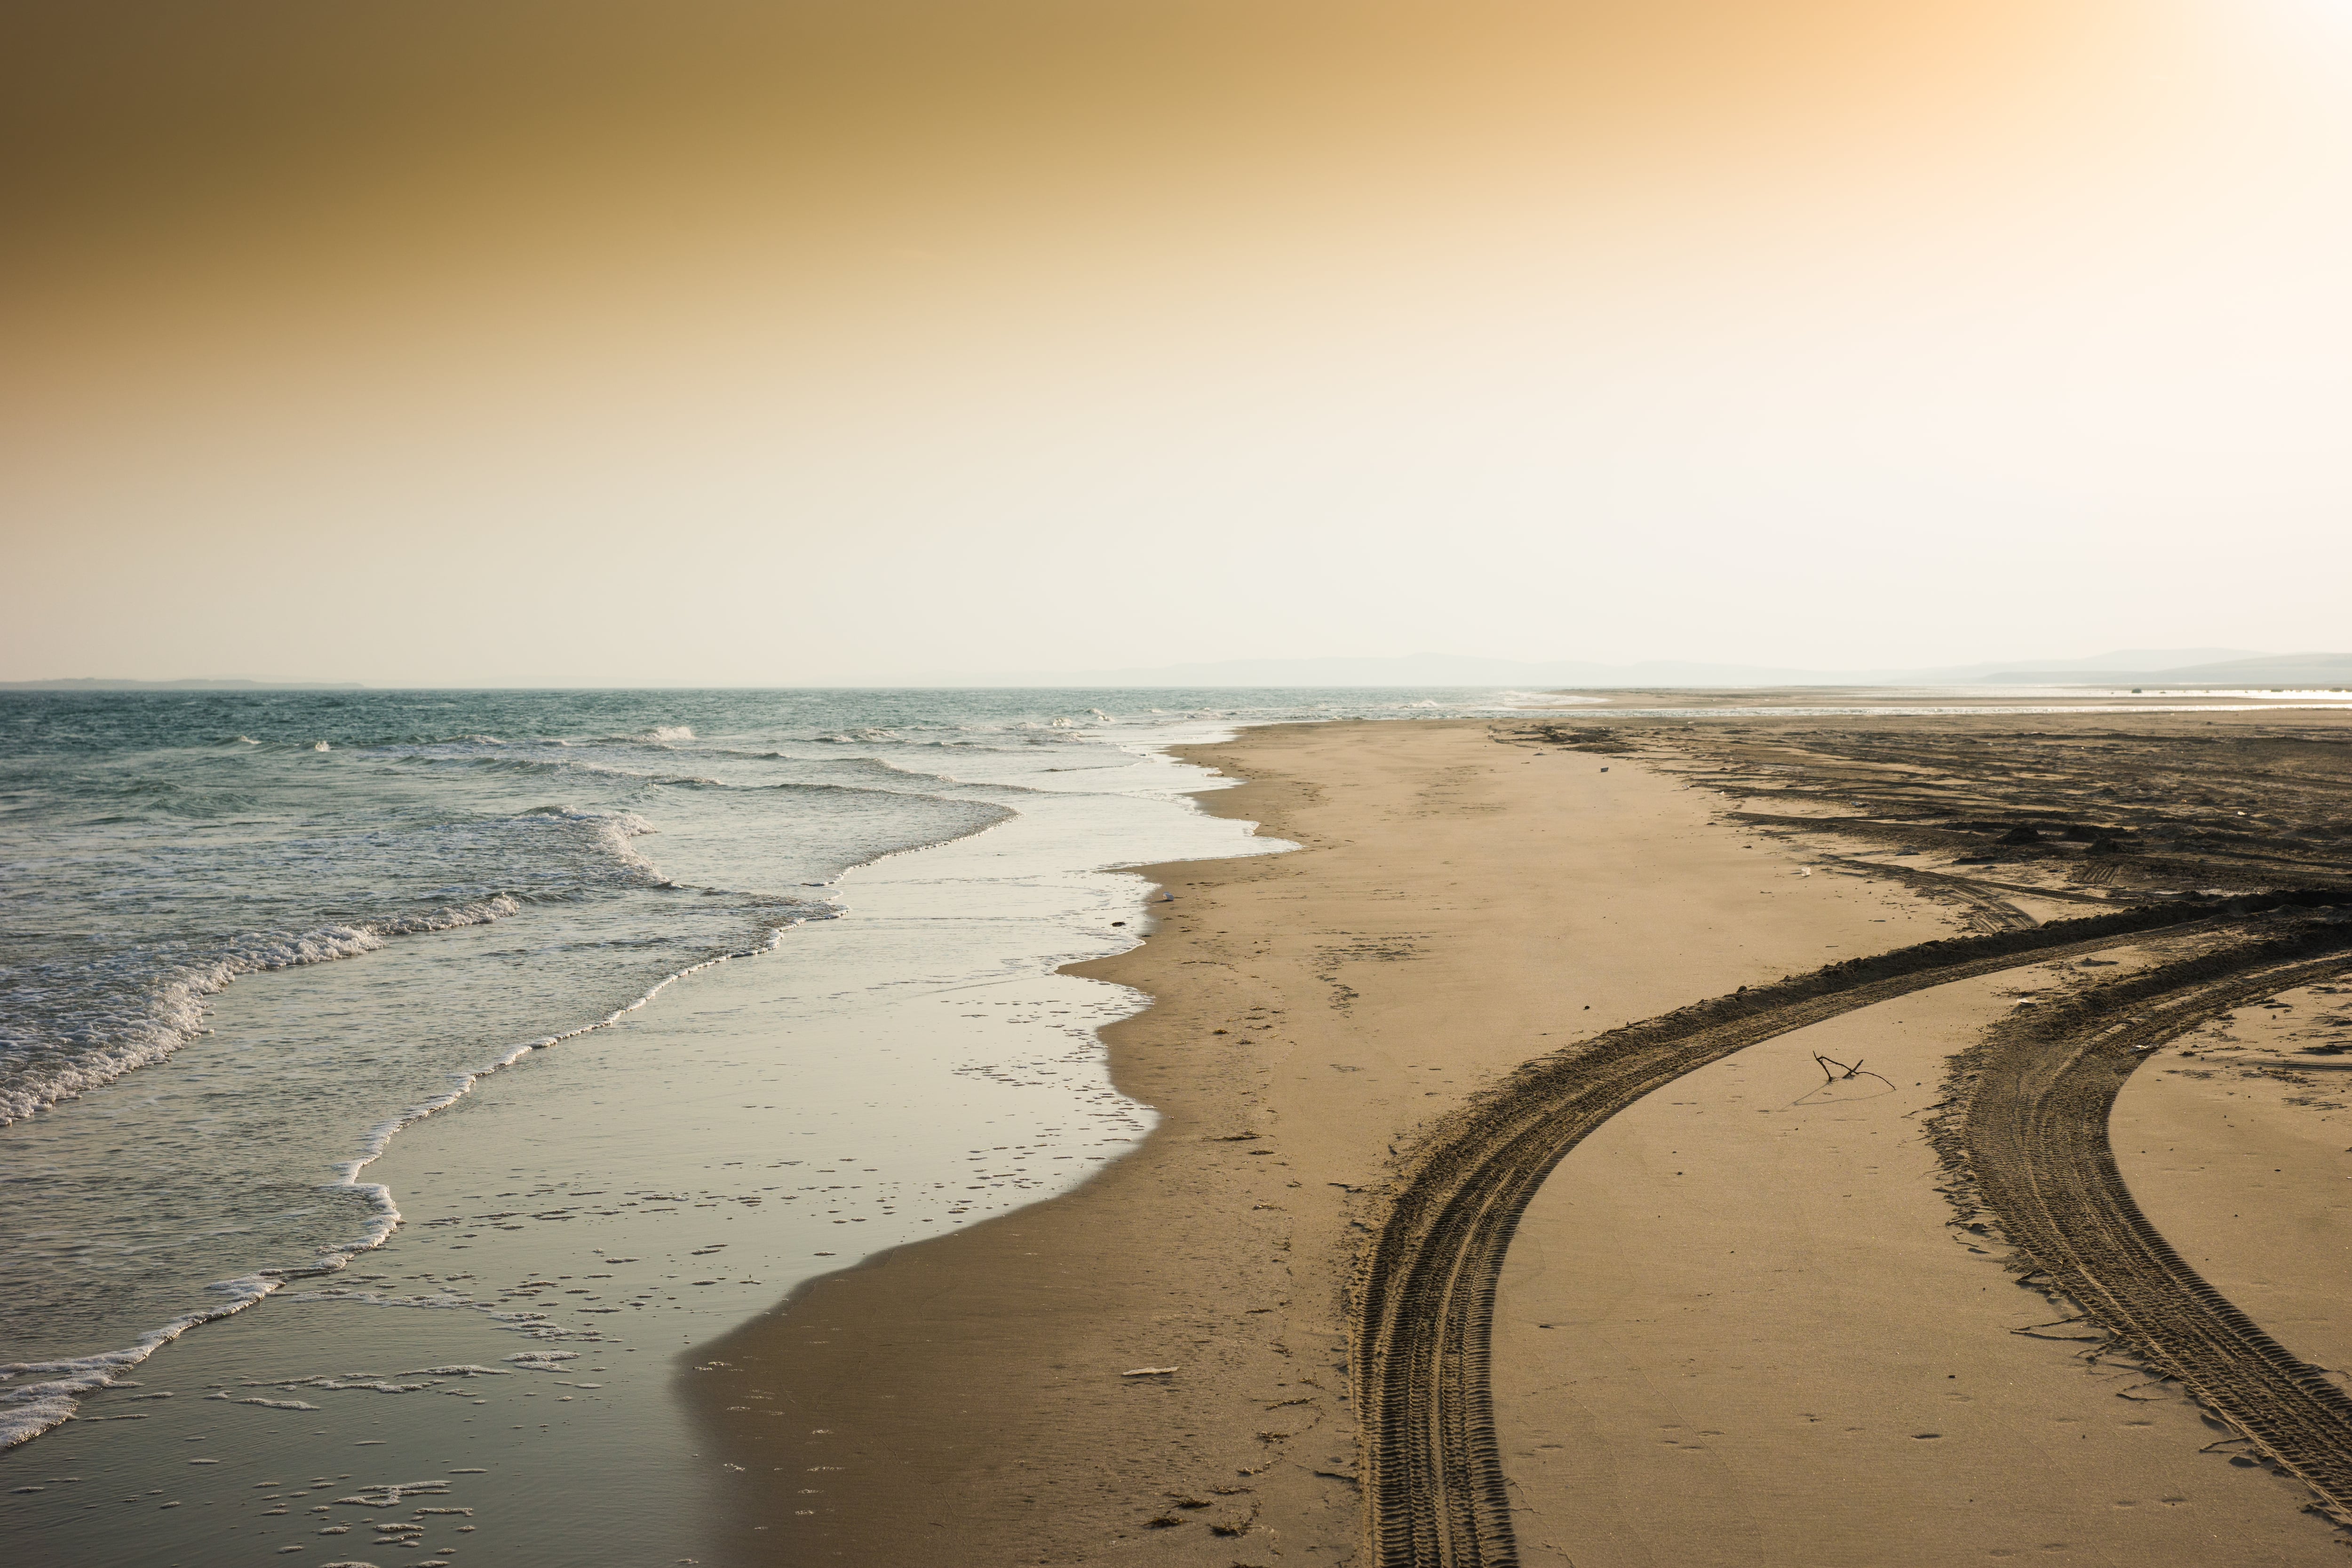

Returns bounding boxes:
[0,687,1517,1563]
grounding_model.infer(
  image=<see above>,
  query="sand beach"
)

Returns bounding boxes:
[701,703,2352,1565]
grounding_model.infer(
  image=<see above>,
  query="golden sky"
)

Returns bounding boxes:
[7,0,2350,682]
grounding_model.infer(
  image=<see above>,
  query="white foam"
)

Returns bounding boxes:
[0,1274,280,1449]
[316,915,795,1255]
[285,1373,437,1392]
[0,896,523,1128]
[334,1479,451,1504]
[1,905,807,1451]
[395,1366,510,1377]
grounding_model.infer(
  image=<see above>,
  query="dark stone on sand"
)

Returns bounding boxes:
[1998,825,2043,845]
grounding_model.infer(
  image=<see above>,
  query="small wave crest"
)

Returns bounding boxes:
[0,896,521,1127]
[0,1274,280,1449]
[577,726,697,744]
[1,798,685,1129]
[513,806,670,885]
[1,906,818,1451]
[482,755,725,788]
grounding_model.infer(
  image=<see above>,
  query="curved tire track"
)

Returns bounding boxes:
[1352,902,2350,1567]
[1815,852,2118,925]
[1944,930,2352,1524]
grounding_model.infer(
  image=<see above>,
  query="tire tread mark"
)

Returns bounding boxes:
[1944,931,2352,1525]
[1350,900,2282,1567]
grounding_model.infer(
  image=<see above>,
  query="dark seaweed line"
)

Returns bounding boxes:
[1351,900,2249,1568]
[1953,929,2352,1525]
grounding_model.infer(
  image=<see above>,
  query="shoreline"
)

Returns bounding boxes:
[0,707,1280,1566]
[691,717,1975,1561]
[692,725,1347,1563]
[699,711,2352,1565]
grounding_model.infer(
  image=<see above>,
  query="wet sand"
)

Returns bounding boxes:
[699,720,1972,1561]
[700,707,2352,1565]
[0,751,1253,1567]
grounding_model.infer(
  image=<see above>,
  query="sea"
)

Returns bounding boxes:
[0,687,1523,1566]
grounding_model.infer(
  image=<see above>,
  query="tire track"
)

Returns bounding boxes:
[1817,851,2134,918]
[1938,926,2352,1525]
[1815,853,2048,931]
[1351,902,2249,1568]
[1364,902,2220,1561]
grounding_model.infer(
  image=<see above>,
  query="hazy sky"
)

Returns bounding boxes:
[7,0,2351,684]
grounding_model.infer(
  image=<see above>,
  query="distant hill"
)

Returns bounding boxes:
[982,649,2348,689]
[1992,652,2352,688]
[1918,648,2264,681]
[987,654,1845,688]
[9,651,2345,692]
[0,678,366,691]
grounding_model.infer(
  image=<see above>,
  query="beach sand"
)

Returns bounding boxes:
[1492,940,2340,1566]
[2112,982,2352,1398]
[697,712,2352,1564]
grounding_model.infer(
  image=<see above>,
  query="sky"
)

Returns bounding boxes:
[6,0,2351,685]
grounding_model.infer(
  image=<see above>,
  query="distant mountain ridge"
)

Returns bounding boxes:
[9,652,2348,691]
[1974,652,2352,687]
[982,649,2352,689]
[0,678,366,691]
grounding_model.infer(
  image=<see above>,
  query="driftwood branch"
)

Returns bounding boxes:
[1813,1053,1897,1090]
